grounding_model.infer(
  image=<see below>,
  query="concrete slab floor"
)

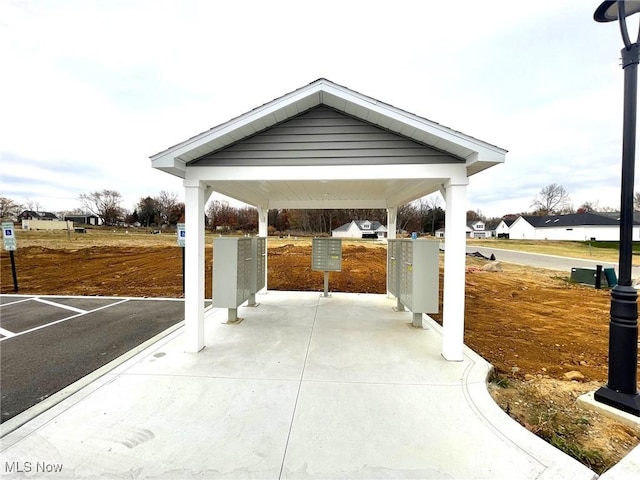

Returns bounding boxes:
[0,291,601,479]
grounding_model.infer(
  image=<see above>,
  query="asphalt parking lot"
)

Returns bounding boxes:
[0,295,186,424]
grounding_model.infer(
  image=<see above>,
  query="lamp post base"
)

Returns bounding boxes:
[594,386,640,416]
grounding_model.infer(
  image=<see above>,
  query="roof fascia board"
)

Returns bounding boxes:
[184,163,467,182]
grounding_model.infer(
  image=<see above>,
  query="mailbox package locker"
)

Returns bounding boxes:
[312,238,342,297]
[311,238,342,271]
[250,236,267,294]
[387,239,439,326]
[212,237,266,322]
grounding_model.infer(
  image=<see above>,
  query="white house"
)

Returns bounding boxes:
[150,78,507,361]
[332,220,387,239]
[495,218,515,238]
[435,220,490,239]
[508,213,640,241]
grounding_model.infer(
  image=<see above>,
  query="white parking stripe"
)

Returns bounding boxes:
[33,297,87,314]
[0,299,130,341]
[0,327,16,338]
[0,297,33,308]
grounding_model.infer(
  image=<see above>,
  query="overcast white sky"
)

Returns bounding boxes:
[0,0,636,218]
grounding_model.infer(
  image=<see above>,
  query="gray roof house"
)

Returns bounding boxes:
[435,220,489,239]
[332,220,387,238]
[509,212,640,241]
[17,210,59,221]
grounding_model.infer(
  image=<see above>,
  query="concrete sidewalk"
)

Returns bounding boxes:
[0,291,610,479]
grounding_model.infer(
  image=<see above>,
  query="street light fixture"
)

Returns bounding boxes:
[593,0,640,416]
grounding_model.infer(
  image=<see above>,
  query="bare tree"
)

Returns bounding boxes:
[24,198,43,213]
[136,196,160,227]
[530,183,571,215]
[577,201,597,213]
[155,190,179,225]
[0,196,22,220]
[634,192,640,211]
[397,202,421,233]
[206,200,237,230]
[420,194,443,235]
[79,190,123,225]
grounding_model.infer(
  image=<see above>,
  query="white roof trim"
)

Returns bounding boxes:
[150,78,507,179]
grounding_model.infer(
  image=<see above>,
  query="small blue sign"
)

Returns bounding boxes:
[177,223,186,247]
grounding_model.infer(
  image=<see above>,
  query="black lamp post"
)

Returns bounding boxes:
[593,0,640,416]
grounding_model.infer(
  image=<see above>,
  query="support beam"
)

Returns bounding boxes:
[258,206,268,238]
[387,207,397,240]
[441,180,468,361]
[184,182,205,353]
[257,206,268,292]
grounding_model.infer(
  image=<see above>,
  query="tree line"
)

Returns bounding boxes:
[206,197,446,235]
[2,182,638,233]
[0,190,185,228]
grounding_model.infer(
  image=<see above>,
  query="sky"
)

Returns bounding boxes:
[0,0,636,218]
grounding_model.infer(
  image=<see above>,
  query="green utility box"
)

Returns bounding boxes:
[570,267,617,288]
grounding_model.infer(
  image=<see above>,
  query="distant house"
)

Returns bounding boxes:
[18,210,59,221]
[495,218,516,238]
[508,212,640,241]
[468,220,490,238]
[435,220,490,239]
[332,220,387,239]
[64,214,102,226]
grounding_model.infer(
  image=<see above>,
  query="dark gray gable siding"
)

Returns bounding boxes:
[189,106,465,167]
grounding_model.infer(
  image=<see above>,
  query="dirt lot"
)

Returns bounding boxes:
[1,230,639,474]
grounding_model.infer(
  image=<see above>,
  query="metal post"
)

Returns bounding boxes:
[594,40,640,416]
[9,250,18,292]
[323,271,329,298]
[182,246,185,295]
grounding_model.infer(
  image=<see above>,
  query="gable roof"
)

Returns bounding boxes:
[151,78,507,179]
[499,218,516,227]
[519,212,639,228]
[19,210,59,220]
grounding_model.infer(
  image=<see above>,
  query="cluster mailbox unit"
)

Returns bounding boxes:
[387,239,439,327]
[212,237,266,322]
[311,237,342,297]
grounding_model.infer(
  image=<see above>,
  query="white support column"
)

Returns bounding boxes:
[442,180,468,361]
[257,206,268,292]
[258,206,268,238]
[387,207,397,240]
[184,181,205,353]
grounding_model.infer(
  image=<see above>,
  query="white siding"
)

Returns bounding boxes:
[495,221,510,236]
[532,225,639,241]
[509,218,536,239]
[333,222,362,238]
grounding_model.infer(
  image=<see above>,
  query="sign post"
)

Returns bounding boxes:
[2,222,18,292]
[177,223,185,294]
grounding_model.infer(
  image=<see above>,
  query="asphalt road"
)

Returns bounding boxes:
[0,295,185,424]
[465,245,640,279]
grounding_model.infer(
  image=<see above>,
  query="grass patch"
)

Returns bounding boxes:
[549,433,604,470]
[488,371,511,388]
